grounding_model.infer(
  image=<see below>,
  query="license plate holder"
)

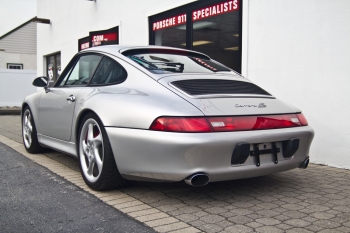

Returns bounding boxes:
[250,142,280,167]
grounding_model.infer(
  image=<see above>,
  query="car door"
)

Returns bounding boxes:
[38,54,102,141]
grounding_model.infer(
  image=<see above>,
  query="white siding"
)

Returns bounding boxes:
[0,22,37,54]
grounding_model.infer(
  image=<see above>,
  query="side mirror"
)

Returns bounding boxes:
[32,76,48,87]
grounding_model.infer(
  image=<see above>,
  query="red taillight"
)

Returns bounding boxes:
[208,114,302,132]
[150,117,212,132]
[150,114,307,132]
[296,113,308,126]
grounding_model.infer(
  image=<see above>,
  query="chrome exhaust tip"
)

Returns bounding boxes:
[298,157,309,169]
[184,173,209,187]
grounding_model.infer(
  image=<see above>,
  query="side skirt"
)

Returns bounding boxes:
[37,134,77,157]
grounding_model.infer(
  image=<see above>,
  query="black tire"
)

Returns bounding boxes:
[77,112,127,190]
[22,106,44,153]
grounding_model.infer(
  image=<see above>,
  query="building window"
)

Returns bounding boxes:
[149,0,242,73]
[7,63,23,69]
[46,53,61,82]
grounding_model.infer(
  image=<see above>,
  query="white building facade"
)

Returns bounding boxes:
[36,0,350,169]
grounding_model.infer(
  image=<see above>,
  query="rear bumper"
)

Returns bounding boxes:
[105,126,314,182]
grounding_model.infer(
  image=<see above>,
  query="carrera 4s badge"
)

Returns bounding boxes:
[235,103,267,108]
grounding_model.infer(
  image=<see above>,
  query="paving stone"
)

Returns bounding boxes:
[285,228,313,233]
[200,214,225,224]
[282,203,305,211]
[303,216,318,223]
[232,202,255,208]
[197,223,223,233]
[224,225,253,232]
[256,218,281,226]
[282,210,307,218]
[272,207,288,213]
[326,210,341,215]
[175,213,199,223]
[300,205,330,214]
[136,212,168,222]
[313,219,341,228]
[229,208,254,216]
[128,208,160,217]
[245,221,263,229]
[317,229,342,233]
[310,211,335,220]
[154,222,189,233]
[304,223,324,232]
[255,226,284,233]
[121,204,151,213]
[169,227,201,233]
[157,204,185,212]
[333,206,350,213]
[145,217,179,227]
[275,223,293,230]
[216,220,233,228]
[255,209,280,217]
[256,202,279,209]
[335,226,350,233]
[227,215,252,224]
[284,219,311,227]
[206,206,228,214]
[193,210,209,217]
[274,214,292,221]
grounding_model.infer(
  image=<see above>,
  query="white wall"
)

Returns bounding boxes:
[37,0,197,76]
[0,69,37,106]
[246,0,350,169]
[0,51,37,69]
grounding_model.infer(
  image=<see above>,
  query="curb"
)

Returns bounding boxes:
[0,109,21,115]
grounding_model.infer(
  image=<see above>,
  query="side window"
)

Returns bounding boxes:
[90,56,127,85]
[64,55,102,86]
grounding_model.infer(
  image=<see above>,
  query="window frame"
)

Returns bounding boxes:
[149,0,243,73]
[7,63,23,69]
[87,55,128,87]
[54,52,127,88]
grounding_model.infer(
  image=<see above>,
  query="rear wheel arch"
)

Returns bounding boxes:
[75,109,108,148]
[77,111,127,190]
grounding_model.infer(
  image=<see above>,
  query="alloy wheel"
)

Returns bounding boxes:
[23,109,33,148]
[79,118,104,183]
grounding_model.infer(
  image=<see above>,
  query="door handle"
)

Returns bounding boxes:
[66,95,76,102]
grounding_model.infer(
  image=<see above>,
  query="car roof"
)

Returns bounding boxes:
[79,45,210,59]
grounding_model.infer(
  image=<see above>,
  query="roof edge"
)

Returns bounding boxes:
[0,16,36,40]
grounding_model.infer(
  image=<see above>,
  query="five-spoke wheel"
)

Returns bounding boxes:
[23,109,33,148]
[78,113,126,190]
[79,118,104,183]
[22,107,43,153]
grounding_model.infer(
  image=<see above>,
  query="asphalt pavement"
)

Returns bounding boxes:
[0,142,155,233]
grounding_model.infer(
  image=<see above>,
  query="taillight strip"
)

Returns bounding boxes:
[150,113,308,133]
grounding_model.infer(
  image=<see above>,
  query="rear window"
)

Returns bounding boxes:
[122,49,232,74]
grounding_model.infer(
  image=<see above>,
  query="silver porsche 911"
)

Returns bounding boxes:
[22,45,314,190]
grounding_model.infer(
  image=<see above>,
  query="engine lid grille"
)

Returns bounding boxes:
[171,79,271,96]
